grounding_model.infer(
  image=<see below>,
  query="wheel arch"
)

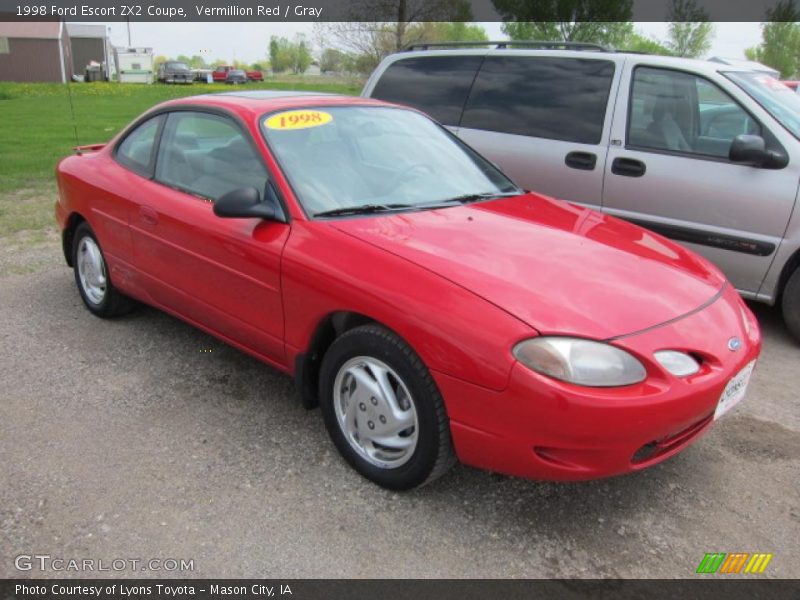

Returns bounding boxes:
[776,245,800,303]
[62,212,87,267]
[295,311,395,409]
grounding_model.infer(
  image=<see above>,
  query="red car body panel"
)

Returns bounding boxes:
[331,196,726,340]
[442,285,760,480]
[55,93,762,481]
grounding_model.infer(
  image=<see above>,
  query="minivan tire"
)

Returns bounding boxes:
[782,267,800,343]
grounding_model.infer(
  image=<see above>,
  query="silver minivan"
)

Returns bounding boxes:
[363,43,800,341]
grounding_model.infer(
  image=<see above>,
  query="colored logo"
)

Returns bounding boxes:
[727,337,742,352]
[696,552,773,574]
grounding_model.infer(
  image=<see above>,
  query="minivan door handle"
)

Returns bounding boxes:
[611,157,646,177]
[565,151,597,171]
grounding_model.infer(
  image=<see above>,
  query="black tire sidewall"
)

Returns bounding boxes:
[782,268,800,343]
[319,326,446,490]
[72,223,112,315]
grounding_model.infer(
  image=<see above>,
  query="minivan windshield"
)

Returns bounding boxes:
[260,106,519,217]
[725,71,800,140]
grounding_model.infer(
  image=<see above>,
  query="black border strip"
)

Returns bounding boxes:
[1,0,796,22]
[2,579,799,600]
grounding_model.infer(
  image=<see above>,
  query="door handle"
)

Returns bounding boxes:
[611,157,646,177]
[565,151,597,171]
[139,205,158,226]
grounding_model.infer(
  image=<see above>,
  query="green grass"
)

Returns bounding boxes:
[0,76,361,195]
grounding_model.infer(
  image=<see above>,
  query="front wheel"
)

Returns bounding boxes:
[72,222,135,318]
[319,325,455,490]
[782,266,800,343]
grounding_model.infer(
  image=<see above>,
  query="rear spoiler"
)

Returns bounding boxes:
[74,143,105,155]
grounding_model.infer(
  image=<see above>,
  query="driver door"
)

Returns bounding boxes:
[129,110,289,366]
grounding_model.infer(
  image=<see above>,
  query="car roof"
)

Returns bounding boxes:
[380,48,763,77]
[159,90,394,118]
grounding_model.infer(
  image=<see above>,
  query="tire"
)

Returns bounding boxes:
[319,324,456,490]
[72,222,135,318]
[782,266,800,343]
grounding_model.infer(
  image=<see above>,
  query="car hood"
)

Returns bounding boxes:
[330,194,726,339]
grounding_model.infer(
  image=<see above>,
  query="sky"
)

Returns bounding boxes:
[99,21,764,64]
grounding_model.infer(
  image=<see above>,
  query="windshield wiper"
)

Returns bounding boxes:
[313,203,413,218]
[437,190,523,205]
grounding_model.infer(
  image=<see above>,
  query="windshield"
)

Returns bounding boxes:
[725,71,800,140]
[260,106,518,217]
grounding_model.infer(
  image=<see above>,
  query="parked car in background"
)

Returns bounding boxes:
[212,65,264,82]
[56,91,761,489]
[781,81,800,94]
[157,61,193,84]
[363,42,800,342]
[192,68,213,82]
[225,69,248,85]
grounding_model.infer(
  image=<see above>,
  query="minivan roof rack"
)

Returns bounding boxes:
[404,40,611,52]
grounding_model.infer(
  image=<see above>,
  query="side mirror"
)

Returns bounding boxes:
[729,134,788,169]
[213,187,277,220]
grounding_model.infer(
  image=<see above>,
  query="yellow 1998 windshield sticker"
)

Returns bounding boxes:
[265,110,333,130]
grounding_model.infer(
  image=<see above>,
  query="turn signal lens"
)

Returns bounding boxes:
[654,350,700,377]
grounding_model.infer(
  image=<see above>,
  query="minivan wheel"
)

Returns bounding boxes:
[72,222,135,318]
[319,324,456,490]
[782,267,800,343]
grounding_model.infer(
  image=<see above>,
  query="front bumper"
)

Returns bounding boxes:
[436,285,761,481]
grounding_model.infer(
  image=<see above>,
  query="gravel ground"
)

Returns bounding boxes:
[0,240,798,579]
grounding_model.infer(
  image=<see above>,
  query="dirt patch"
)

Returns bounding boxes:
[720,414,800,461]
[0,186,62,277]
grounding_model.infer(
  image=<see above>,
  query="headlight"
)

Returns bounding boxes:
[654,350,700,377]
[513,337,647,387]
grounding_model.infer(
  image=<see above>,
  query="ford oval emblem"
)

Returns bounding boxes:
[728,337,742,352]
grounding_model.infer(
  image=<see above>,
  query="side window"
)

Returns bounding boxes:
[116,115,163,176]
[628,67,761,158]
[461,56,615,144]
[155,112,268,202]
[370,56,483,126]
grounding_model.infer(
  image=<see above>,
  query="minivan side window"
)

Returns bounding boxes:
[370,56,484,126]
[115,115,163,177]
[155,111,268,202]
[460,57,615,144]
[628,66,761,159]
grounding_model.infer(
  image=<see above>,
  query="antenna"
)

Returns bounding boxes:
[62,17,80,151]
[66,77,80,150]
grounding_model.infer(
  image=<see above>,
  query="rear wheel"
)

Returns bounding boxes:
[782,266,800,343]
[72,222,135,318]
[319,324,455,490]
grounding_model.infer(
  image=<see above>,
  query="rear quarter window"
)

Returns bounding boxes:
[115,115,163,176]
[461,56,615,144]
[370,55,483,126]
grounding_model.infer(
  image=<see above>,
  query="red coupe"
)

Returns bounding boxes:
[55,92,762,489]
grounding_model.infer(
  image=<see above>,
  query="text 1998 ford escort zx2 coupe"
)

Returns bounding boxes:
[56,92,762,489]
